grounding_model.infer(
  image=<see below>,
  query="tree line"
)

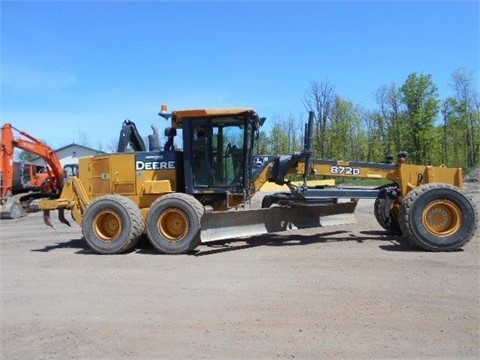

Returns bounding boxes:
[19,68,478,173]
[256,68,479,172]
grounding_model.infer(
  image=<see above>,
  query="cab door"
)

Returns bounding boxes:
[183,117,246,194]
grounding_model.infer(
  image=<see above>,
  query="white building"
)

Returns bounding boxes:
[32,143,107,167]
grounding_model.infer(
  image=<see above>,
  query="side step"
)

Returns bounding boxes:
[200,201,357,243]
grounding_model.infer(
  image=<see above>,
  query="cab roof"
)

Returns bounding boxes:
[172,108,254,122]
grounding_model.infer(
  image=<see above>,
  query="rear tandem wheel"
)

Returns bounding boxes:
[146,193,204,254]
[399,183,478,251]
[82,195,144,254]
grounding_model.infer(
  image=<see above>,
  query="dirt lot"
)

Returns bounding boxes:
[1,184,479,359]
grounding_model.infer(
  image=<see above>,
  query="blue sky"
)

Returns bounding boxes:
[1,0,479,150]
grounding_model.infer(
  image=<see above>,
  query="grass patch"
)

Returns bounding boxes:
[333,177,394,187]
[286,174,395,187]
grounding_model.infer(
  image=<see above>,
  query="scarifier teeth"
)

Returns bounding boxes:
[43,210,55,229]
[58,209,71,227]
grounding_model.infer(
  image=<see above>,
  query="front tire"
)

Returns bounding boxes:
[146,193,204,254]
[399,183,478,251]
[82,195,144,254]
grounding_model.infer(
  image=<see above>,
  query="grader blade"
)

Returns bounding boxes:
[200,201,357,243]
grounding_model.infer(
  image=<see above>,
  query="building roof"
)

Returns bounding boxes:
[53,143,108,154]
[31,143,107,161]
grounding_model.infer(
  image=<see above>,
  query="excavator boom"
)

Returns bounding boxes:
[1,123,64,219]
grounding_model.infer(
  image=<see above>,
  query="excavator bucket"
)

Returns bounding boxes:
[200,200,357,243]
[0,198,27,220]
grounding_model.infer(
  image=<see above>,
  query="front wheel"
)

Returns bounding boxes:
[82,195,144,254]
[399,183,478,251]
[146,193,204,254]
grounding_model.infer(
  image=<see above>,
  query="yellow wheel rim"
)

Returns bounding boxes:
[93,210,122,242]
[158,209,189,242]
[422,200,462,237]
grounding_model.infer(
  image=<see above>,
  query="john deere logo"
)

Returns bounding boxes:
[254,157,264,166]
[135,153,176,171]
[136,160,175,171]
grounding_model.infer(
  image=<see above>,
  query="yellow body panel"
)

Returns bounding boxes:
[297,161,463,194]
[142,180,173,194]
[79,153,177,200]
[388,164,463,196]
[40,153,178,225]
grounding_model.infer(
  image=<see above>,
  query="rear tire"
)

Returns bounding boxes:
[374,196,402,235]
[399,183,478,251]
[83,195,144,254]
[146,193,204,254]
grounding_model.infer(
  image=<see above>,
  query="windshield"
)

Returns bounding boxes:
[191,117,246,189]
[212,120,244,187]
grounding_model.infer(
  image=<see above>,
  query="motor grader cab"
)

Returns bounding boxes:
[161,108,265,208]
[40,107,478,255]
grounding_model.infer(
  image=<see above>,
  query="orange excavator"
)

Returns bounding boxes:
[0,123,65,219]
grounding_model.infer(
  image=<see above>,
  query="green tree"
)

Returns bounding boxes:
[400,73,440,164]
[373,83,405,158]
[362,109,389,162]
[328,96,363,160]
[304,80,336,158]
[18,150,38,162]
[254,131,269,155]
[284,113,303,154]
[269,116,290,155]
[448,68,479,169]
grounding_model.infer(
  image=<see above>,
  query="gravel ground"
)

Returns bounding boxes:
[1,183,479,359]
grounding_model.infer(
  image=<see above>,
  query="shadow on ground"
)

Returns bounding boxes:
[32,238,92,254]
[31,230,421,255]
[188,230,418,256]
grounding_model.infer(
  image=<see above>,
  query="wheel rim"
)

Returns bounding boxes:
[422,199,462,237]
[158,208,189,242]
[93,210,122,242]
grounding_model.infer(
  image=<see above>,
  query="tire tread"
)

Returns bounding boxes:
[83,195,144,254]
[399,183,478,251]
[147,193,204,254]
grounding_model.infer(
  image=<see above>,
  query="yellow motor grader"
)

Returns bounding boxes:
[40,107,478,254]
